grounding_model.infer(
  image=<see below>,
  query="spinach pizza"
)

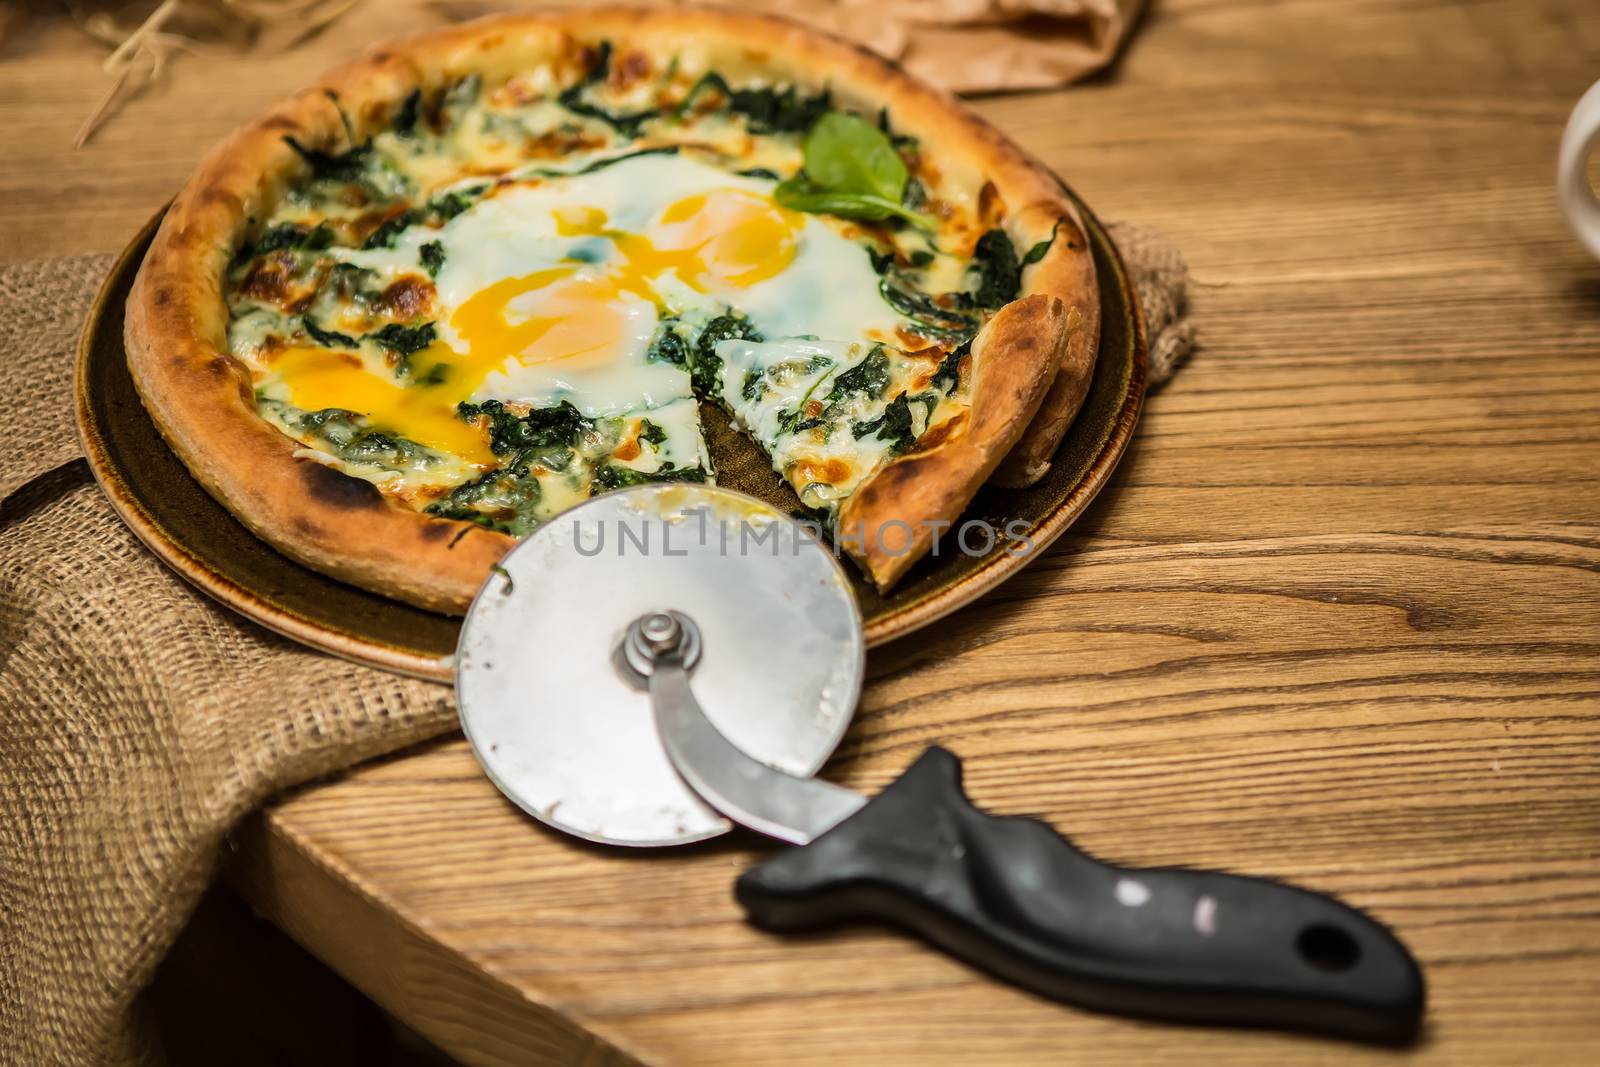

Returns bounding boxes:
[126,6,1099,613]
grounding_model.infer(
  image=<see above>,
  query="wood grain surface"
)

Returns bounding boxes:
[7,0,1600,1063]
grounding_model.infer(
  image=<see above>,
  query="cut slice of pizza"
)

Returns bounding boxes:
[126,8,1099,612]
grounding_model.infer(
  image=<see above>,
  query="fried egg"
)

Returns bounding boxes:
[260,153,897,456]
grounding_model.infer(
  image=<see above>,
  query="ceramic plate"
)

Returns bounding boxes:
[76,197,1146,682]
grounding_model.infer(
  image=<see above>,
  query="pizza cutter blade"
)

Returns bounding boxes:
[455,483,862,847]
[458,484,1425,1044]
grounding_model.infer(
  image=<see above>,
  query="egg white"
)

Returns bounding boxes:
[334,153,900,419]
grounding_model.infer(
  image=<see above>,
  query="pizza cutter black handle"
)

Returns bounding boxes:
[735,747,1425,1044]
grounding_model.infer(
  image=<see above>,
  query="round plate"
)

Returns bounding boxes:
[76,195,1147,682]
[456,484,864,846]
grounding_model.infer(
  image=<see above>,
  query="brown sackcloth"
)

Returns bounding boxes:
[0,224,1190,1067]
[428,0,1149,94]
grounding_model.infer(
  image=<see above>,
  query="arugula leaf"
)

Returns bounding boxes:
[775,112,932,229]
[420,240,445,277]
[301,315,357,349]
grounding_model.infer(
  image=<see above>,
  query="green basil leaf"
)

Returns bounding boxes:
[802,112,905,200]
[773,177,931,229]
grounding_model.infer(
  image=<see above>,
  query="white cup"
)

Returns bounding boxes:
[1560,80,1600,259]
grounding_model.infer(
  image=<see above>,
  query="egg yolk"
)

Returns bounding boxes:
[272,188,801,466]
[269,346,496,464]
[653,190,801,287]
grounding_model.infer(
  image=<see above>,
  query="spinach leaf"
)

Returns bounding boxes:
[420,240,445,277]
[324,262,376,304]
[526,145,680,179]
[558,41,658,135]
[647,322,689,366]
[427,188,478,221]
[691,313,762,397]
[458,399,592,454]
[852,392,917,453]
[969,228,1022,308]
[737,167,780,180]
[1023,218,1063,266]
[283,136,371,184]
[876,107,919,153]
[591,462,709,492]
[393,89,421,136]
[362,210,419,250]
[244,221,334,261]
[828,343,891,400]
[439,74,481,128]
[637,419,667,448]
[425,459,543,536]
[779,344,892,435]
[291,407,434,468]
[730,83,831,134]
[932,339,971,396]
[676,73,831,134]
[878,276,978,342]
[301,315,357,349]
[775,112,932,229]
[741,368,765,402]
[371,321,436,362]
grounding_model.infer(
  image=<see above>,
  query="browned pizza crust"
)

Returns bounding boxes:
[125,5,1098,613]
[992,207,1102,487]
[839,295,1069,589]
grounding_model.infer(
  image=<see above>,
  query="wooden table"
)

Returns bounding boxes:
[6,1,1600,1063]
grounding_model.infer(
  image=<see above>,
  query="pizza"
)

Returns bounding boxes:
[125,6,1099,614]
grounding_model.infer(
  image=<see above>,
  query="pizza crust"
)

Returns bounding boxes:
[839,295,1069,589]
[125,5,1098,613]
[991,205,1103,487]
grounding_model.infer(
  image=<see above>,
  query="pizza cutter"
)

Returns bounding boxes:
[456,484,1425,1044]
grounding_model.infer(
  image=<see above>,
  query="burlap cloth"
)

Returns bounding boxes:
[0,224,1191,1066]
